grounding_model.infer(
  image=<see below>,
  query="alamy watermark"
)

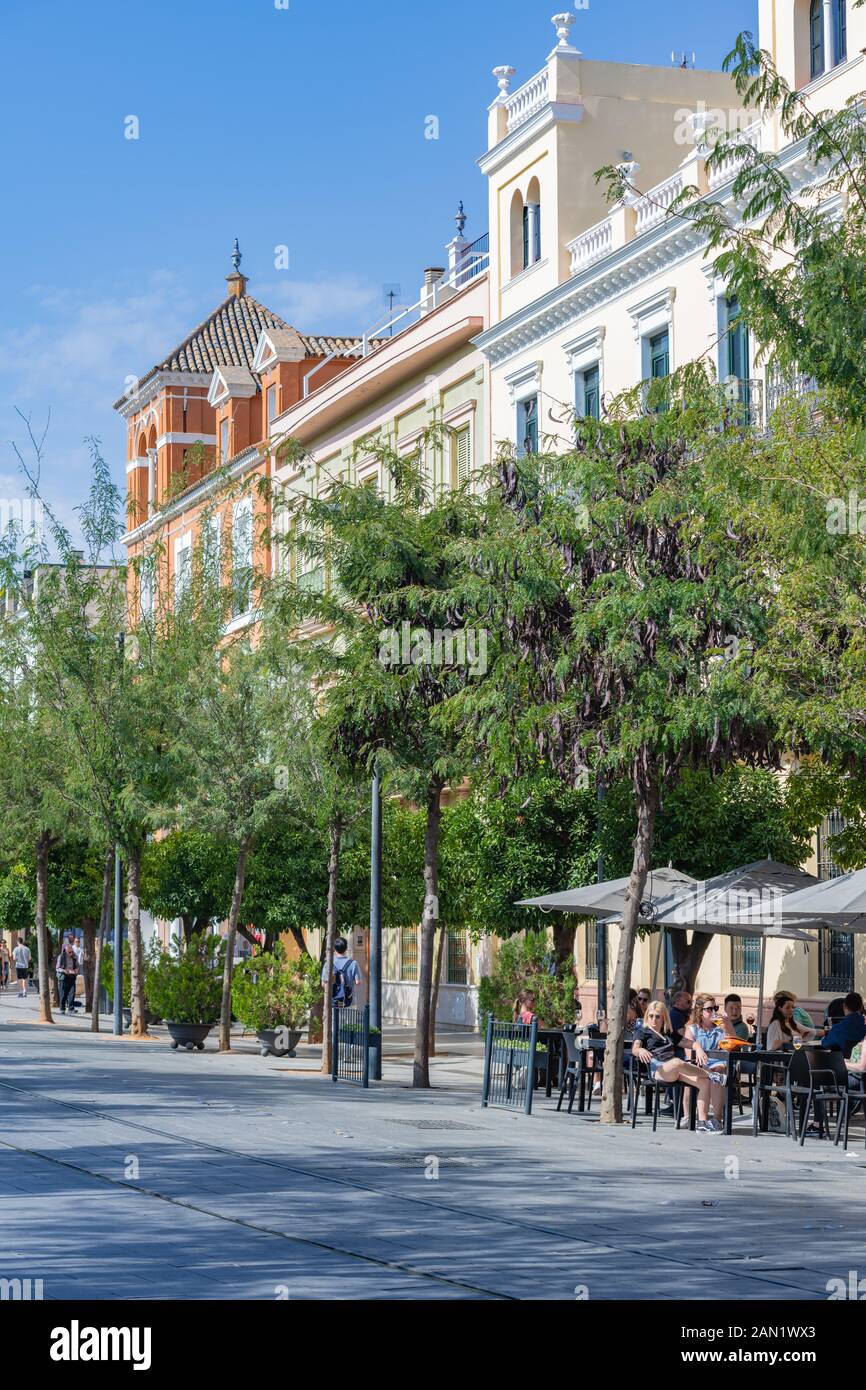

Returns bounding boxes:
[0,496,43,543]
[378,620,488,676]
[826,491,866,536]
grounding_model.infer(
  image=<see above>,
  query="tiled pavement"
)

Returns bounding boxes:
[1,987,864,1300]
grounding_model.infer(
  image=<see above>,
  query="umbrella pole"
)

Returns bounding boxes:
[756,936,767,1048]
[650,927,666,998]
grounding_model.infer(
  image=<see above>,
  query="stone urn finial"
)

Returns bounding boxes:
[552,13,576,48]
[493,65,516,102]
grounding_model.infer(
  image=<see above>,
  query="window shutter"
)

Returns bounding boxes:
[455,426,471,484]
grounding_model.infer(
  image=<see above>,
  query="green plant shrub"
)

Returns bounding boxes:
[100,937,163,1009]
[231,947,322,1033]
[478,931,578,1030]
[145,932,224,1025]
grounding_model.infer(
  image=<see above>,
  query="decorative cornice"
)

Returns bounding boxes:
[478,100,584,177]
[116,372,211,420]
[475,130,832,369]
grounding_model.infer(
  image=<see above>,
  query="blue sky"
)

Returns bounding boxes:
[0,0,757,534]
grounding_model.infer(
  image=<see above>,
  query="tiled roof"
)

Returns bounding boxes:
[116,294,375,409]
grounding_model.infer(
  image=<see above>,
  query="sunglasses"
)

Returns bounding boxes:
[702,1004,718,1011]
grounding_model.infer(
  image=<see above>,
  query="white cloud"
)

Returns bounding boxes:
[258,273,385,335]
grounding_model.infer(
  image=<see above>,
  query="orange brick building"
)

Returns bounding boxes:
[119,245,373,623]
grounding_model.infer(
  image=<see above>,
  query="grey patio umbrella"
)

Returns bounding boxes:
[516,866,697,917]
[648,860,821,1046]
[769,867,866,932]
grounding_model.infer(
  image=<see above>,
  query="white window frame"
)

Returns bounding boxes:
[505,360,543,457]
[231,496,253,616]
[629,288,676,381]
[564,327,606,418]
[173,530,192,604]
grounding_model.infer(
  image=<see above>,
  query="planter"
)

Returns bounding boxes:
[256,1027,303,1058]
[166,1021,214,1052]
[123,1007,163,1028]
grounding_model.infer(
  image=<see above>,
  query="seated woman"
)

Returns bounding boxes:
[765,991,821,1051]
[513,990,537,1026]
[631,1001,719,1134]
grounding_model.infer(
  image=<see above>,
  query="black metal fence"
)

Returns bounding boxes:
[332,1004,370,1088]
[481,1014,539,1114]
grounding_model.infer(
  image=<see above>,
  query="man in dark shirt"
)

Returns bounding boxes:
[821,992,866,1056]
[669,990,692,1039]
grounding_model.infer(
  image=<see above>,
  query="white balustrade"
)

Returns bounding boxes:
[634,171,685,235]
[567,219,613,274]
[505,68,549,132]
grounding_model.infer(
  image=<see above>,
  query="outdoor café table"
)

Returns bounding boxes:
[705,1047,790,1136]
[536,1029,562,1097]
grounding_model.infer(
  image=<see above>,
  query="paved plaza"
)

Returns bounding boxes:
[0,988,863,1301]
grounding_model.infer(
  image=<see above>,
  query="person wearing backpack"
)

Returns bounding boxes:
[322,938,363,1008]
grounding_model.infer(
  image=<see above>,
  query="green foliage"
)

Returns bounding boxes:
[144,933,224,1024]
[100,936,163,1009]
[231,948,322,1032]
[478,932,579,1030]
[140,831,235,931]
[0,865,33,936]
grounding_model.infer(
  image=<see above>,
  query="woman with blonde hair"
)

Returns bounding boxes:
[631,999,719,1133]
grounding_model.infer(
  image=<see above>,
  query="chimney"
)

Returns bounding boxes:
[225,238,248,299]
[420,266,445,315]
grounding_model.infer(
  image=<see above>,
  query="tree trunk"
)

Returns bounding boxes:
[414,779,443,1089]
[428,924,447,1059]
[81,919,96,1010]
[34,831,54,1025]
[600,782,659,1124]
[321,818,342,1074]
[218,834,253,1053]
[91,846,113,1033]
[668,928,714,996]
[126,847,149,1038]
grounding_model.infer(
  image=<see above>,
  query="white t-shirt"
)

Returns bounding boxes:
[13,944,31,969]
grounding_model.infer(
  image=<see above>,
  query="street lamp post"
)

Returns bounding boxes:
[596,777,607,1019]
[369,763,383,1080]
[113,847,123,1036]
[113,630,125,1037]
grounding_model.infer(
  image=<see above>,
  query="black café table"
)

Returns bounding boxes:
[705,1047,788,1136]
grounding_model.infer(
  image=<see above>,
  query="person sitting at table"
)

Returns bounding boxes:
[765,991,821,1051]
[636,988,652,1018]
[683,995,737,1091]
[513,990,537,1026]
[821,992,866,1056]
[724,994,753,1040]
[669,989,693,1037]
[631,1001,720,1133]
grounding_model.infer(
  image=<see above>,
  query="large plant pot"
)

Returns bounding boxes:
[166,1021,213,1052]
[257,1027,302,1058]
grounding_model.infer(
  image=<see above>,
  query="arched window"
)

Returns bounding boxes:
[835,0,847,64]
[810,0,824,78]
[524,176,542,270]
[510,189,525,278]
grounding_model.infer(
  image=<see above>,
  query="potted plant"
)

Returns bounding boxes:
[232,948,321,1057]
[146,932,224,1050]
[100,938,164,1026]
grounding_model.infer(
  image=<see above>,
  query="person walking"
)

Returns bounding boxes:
[12,939,31,997]
[56,936,80,1015]
[0,941,10,991]
[322,937,363,1008]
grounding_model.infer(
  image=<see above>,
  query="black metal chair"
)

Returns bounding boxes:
[784,1047,849,1145]
[752,1051,794,1137]
[556,1027,584,1114]
[837,1071,866,1150]
[628,1057,685,1131]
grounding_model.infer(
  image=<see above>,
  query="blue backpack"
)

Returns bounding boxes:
[332,959,355,1006]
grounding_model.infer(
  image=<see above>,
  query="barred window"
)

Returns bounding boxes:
[584,921,598,981]
[446,931,469,986]
[400,926,418,982]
